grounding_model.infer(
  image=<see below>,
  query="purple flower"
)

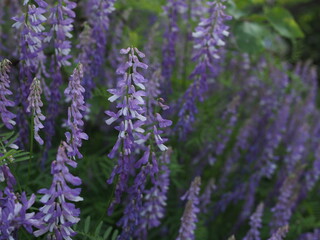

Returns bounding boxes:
[270,173,300,234]
[64,64,88,159]
[0,59,16,129]
[0,164,40,239]
[12,0,48,146]
[0,189,40,239]
[243,203,264,240]
[199,178,216,212]
[177,176,201,240]
[137,149,172,239]
[106,47,148,211]
[78,0,116,99]
[268,225,289,240]
[177,0,231,137]
[27,78,45,145]
[162,0,187,90]
[34,142,83,239]
[48,0,76,67]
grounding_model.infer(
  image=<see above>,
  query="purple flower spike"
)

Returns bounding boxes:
[64,64,88,159]
[48,0,76,67]
[177,176,201,240]
[0,59,16,129]
[243,203,264,240]
[27,78,45,145]
[268,226,289,240]
[34,142,83,239]
[137,149,172,239]
[177,0,231,138]
[106,47,148,211]
[0,189,40,239]
[162,0,187,89]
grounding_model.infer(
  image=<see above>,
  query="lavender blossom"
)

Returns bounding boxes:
[215,95,240,156]
[106,47,148,211]
[27,78,45,145]
[177,176,201,240]
[162,0,187,90]
[64,64,88,159]
[268,226,289,240]
[48,0,76,67]
[270,173,299,234]
[0,189,40,239]
[34,142,83,239]
[177,0,231,137]
[0,59,16,129]
[78,0,116,99]
[12,0,47,146]
[0,163,40,239]
[199,178,216,212]
[137,149,172,239]
[243,203,264,240]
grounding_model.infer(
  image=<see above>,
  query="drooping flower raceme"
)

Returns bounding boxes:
[105,47,148,211]
[48,0,76,67]
[137,150,172,239]
[268,225,289,240]
[64,64,88,159]
[0,59,16,129]
[27,78,45,145]
[0,162,40,239]
[43,0,76,163]
[162,0,187,89]
[34,142,83,239]
[78,0,116,99]
[243,203,264,240]
[12,0,47,146]
[0,188,40,239]
[177,176,201,240]
[177,0,231,138]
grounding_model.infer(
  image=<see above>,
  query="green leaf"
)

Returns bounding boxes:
[226,0,248,19]
[111,230,119,240]
[84,216,91,234]
[264,7,304,39]
[234,22,267,54]
[94,222,103,237]
[103,227,112,239]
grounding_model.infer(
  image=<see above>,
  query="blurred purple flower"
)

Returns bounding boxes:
[177,0,231,137]
[243,203,264,240]
[177,176,201,240]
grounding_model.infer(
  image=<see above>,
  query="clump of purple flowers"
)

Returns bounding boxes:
[177,176,201,240]
[243,203,264,240]
[105,47,148,210]
[34,142,83,239]
[64,63,88,158]
[0,59,16,129]
[177,0,231,137]
[27,78,45,145]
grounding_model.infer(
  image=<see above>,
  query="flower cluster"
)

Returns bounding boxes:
[177,176,201,240]
[34,142,83,239]
[243,203,264,240]
[27,78,45,145]
[177,0,231,137]
[48,0,76,67]
[0,59,16,129]
[0,163,39,239]
[64,63,88,158]
[105,47,148,210]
